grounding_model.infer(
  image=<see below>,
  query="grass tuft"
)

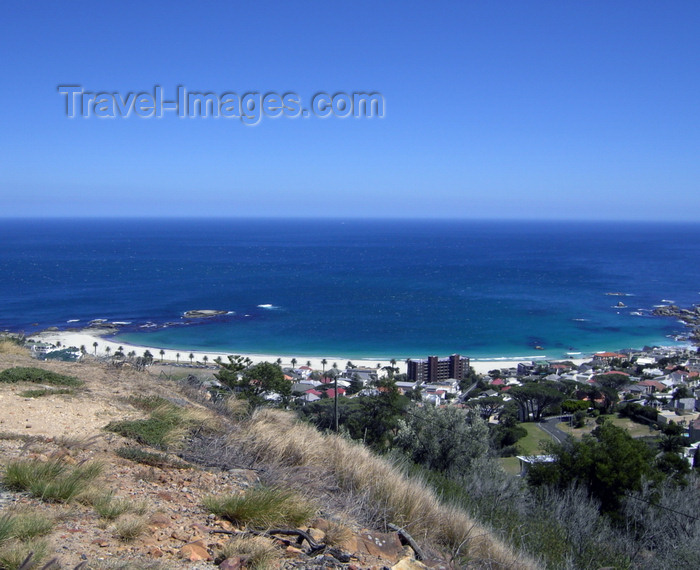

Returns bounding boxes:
[8,511,54,540]
[322,520,353,547]
[204,485,316,529]
[0,538,48,570]
[93,493,134,520]
[3,459,102,503]
[111,516,147,542]
[0,367,82,387]
[216,535,279,570]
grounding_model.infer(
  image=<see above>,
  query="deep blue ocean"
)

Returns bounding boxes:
[1,219,699,361]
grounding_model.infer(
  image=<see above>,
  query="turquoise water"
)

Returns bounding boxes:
[1,219,698,360]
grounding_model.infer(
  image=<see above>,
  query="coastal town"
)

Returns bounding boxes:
[19,305,700,471]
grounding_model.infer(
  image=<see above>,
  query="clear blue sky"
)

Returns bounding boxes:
[1,0,698,220]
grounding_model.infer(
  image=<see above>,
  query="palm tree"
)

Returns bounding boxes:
[105,346,111,358]
[291,358,297,369]
[333,362,340,433]
[276,357,282,366]
[306,360,312,367]
[176,353,180,364]
[93,341,98,355]
[80,345,86,355]
[203,355,209,365]
[128,350,136,360]
[189,353,194,364]
[159,349,165,362]
[321,359,327,380]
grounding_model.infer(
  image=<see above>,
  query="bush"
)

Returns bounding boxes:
[0,367,82,387]
[116,446,192,469]
[204,486,316,529]
[106,402,217,450]
[18,388,73,398]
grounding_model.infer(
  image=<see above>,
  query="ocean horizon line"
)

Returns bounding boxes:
[2,216,700,225]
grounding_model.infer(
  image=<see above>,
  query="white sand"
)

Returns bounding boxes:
[28,328,588,375]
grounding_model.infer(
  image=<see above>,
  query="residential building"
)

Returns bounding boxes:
[406,354,470,383]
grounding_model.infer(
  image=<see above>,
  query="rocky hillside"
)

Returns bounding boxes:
[0,346,530,570]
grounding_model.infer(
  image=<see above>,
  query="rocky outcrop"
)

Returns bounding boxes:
[652,304,700,343]
[183,310,229,319]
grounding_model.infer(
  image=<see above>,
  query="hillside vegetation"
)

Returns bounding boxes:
[0,348,531,569]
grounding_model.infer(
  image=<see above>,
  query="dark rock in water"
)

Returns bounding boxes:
[183,309,229,319]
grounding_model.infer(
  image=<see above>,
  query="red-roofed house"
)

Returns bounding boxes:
[593,352,627,363]
[491,378,505,386]
[325,388,346,399]
[637,380,666,393]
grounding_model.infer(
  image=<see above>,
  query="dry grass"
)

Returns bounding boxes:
[219,395,250,420]
[111,515,147,541]
[216,535,279,569]
[322,520,354,547]
[0,341,28,356]
[239,409,535,569]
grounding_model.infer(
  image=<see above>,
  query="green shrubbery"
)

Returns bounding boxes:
[0,367,82,387]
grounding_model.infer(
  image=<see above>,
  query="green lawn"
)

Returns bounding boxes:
[557,415,657,439]
[498,423,551,475]
[517,422,552,455]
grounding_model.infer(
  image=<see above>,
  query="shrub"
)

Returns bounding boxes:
[0,367,82,387]
[125,395,171,412]
[115,446,192,469]
[204,485,316,529]
[18,388,73,398]
[106,402,218,450]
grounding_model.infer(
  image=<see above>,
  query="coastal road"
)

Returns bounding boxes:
[537,416,571,444]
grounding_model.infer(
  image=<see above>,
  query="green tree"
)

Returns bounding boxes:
[221,361,290,408]
[176,352,180,364]
[509,382,565,421]
[466,395,505,420]
[528,422,655,516]
[395,406,490,476]
[159,349,165,362]
[93,341,98,355]
[189,353,194,364]
[291,358,297,369]
[142,350,153,364]
[355,377,408,449]
[214,355,250,390]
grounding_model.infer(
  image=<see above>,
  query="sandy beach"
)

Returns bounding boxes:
[26,328,586,375]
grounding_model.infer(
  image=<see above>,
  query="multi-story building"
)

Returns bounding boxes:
[406,354,470,383]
